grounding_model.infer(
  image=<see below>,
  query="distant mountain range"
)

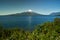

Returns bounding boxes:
[2,11,60,16]
[50,12,60,16]
[0,11,60,31]
[5,12,43,16]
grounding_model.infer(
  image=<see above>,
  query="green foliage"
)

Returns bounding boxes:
[54,18,60,26]
[0,18,60,40]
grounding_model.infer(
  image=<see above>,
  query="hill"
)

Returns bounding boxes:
[6,12,42,16]
[50,12,60,16]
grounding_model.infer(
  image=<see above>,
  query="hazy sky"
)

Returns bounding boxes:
[0,0,60,15]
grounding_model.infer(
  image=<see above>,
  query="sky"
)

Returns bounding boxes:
[0,0,60,15]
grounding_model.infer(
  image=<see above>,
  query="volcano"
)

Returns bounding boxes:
[6,11,42,16]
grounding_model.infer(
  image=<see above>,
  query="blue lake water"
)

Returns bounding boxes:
[0,15,60,30]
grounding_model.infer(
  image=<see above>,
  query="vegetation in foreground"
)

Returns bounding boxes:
[0,18,60,40]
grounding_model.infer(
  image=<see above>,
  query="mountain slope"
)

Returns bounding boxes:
[6,12,43,16]
[50,12,60,16]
